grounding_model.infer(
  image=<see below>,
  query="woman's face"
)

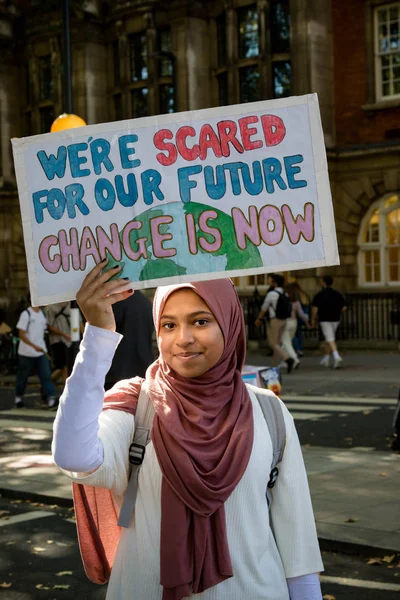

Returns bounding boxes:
[158,288,224,378]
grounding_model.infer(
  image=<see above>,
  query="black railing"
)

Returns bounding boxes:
[240,291,400,342]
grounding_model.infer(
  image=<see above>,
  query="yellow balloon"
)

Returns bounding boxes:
[50,113,87,132]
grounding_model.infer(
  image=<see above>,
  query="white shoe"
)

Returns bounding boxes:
[333,356,343,369]
[320,356,330,367]
[47,397,57,409]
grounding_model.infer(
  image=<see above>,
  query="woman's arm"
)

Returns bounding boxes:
[52,324,122,472]
[293,301,310,325]
[52,259,133,472]
[287,573,322,599]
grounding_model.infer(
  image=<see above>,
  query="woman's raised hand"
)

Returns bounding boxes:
[76,259,133,332]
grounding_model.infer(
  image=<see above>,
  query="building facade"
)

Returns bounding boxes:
[0,0,399,322]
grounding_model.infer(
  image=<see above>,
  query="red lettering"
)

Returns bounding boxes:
[217,120,244,157]
[154,129,177,166]
[238,116,263,151]
[199,124,223,161]
[176,126,200,161]
[261,115,286,147]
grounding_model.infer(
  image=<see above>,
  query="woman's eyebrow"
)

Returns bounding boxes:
[160,310,214,320]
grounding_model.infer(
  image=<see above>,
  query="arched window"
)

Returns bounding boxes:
[358,193,400,286]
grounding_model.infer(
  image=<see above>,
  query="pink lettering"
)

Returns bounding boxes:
[282,203,315,244]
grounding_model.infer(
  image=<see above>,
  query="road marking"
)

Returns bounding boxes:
[281,394,398,423]
[284,396,397,405]
[286,403,377,413]
[320,575,400,592]
[288,412,331,421]
[0,510,54,527]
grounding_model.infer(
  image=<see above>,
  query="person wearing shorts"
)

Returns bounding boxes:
[311,276,347,369]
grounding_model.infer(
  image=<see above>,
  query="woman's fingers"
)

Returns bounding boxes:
[109,289,134,305]
[78,263,122,302]
[80,258,108,289]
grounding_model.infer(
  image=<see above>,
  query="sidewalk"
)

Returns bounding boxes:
[0,404,399,555]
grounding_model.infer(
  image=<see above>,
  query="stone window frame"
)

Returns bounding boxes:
[374,2,400,101]
[129,30,150,119]
[23,49,59,136]
[111,23,175,121]
[210,0,292,109]
[363,0,400,111]
[357,192,400,287]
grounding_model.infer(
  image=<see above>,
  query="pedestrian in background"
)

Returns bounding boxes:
[52,261,323,600]
[255,273,295,373]
[311,276,347,369]
[291,279,311,357]
[104,291,154,391]
[15,299,70,408]
[45,301,72,385]
[281,283,311,370]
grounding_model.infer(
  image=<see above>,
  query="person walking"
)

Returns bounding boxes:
[255,273,295,373]
[45,301,72,385]
[281,283,311,370]
[52,261,323,600]
[311,275,347,369]
[15,301,70,408]
[291,279,310,357]
[104,291,154,391]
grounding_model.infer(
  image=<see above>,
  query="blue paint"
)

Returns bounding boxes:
[242,162,263,196]
[95,178,116,211]
[284,154,307,189]
[47,188,66,220]
[177,165,202,203]
[90,138,114,175]
[37,147,67,181]
[118,135,141,169]
[141,169,165,205]
[115,174,138,207]
[224,162,243,196]
[65,183,89,218]
[67,143,90,178]
[32,189,49,223]
[262,158,287,193]
[204,165,226,200]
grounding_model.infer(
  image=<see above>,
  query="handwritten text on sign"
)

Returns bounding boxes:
[12,94,338,305]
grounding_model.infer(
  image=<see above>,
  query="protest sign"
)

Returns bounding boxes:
[12,93,339,306]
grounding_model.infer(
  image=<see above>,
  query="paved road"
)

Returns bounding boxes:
[287,394,397,451]
[1,387,397,452]
[0,497,399,600]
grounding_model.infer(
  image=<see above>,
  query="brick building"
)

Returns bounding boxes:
[0,0,399,323]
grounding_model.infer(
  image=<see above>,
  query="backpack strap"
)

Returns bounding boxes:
[54,305,70,327]
[117,382,155,528]
[24,309,31,334]
[254,389,286,508]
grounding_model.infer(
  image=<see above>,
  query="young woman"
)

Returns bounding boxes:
[281,283,311,370]
[52,261,323,600]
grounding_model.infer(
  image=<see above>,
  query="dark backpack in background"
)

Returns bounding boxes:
[275,291,292,320]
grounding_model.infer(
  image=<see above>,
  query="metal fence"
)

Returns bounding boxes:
[239,291,400,342]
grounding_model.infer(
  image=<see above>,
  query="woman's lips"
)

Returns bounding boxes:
[175,352,202,362]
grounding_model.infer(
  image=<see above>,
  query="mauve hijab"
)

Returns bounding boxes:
[73,279,254,599]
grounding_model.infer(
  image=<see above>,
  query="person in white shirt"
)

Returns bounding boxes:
[52,260,324,600]
[15,302,70,409]
[255,274,295,372]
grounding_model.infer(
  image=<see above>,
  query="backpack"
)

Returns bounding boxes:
[275,290,292,320]
[117,383,286,528]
